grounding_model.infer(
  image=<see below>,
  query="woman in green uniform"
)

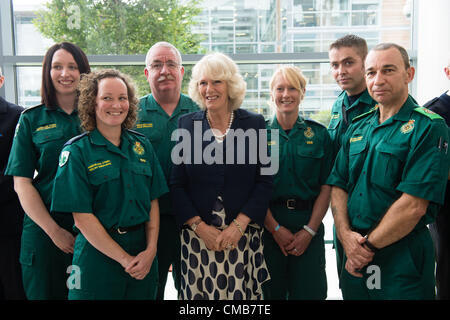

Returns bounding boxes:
[5,42,90,299]
[51,69,168,300]
[263,66,333,299]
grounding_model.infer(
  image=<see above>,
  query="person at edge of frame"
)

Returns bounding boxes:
[5,42,91,300]
[327,43,450,299]
[134,42,199,300]
[423,57,450,300]
[0,66,26,300]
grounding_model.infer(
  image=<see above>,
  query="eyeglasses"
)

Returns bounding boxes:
[148,61,180,71]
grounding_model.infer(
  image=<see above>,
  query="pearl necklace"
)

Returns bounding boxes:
[206,110,234,140]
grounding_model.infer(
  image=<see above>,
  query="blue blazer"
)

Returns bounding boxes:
[170,108,273,229]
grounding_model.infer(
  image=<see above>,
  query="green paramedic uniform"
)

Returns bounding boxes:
[135,93,198,299]
[262,116,333,299]
[327,89,377,286]
[327,95,450,300]
[5,104,80,300]
[51,128,168,300]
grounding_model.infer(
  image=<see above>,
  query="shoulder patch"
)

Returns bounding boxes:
[22,104,45,113]
[414,107,444,120]
[127,129,146,137]
[63,132,89,147]
[353,104,379,122]
[59,150,70,167]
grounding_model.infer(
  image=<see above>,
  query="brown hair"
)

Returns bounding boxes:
[329,34,368,61]
[41,42,90,108]
[78,69,139,131]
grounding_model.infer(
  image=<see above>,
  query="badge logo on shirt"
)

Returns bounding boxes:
[400,119,415,134]
[304,127,314,139]
[133,141,145,155]
[59,151,70,167]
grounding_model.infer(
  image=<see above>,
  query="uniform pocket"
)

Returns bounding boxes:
[131,163,153,202]
[295,145,324,184]
[32,128,64,145]
[328,113,341,130]
[371,141,407,187]
[348,137,367,174]
[88,166,120,186]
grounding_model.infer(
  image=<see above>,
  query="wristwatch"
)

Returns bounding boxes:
[190,218,203,232]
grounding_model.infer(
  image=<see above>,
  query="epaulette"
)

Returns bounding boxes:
[413,107,444,120]
[127,129,146,137]
[22,104,45,113]
[352,104,379,122]
[63,132,89,147]
[304,117,327,128]
[423,97,439,109]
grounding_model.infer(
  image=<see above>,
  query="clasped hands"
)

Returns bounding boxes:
[272,225,313,257]
[342,231,374,278]
[196,221,245,251]
[121,247,156,280]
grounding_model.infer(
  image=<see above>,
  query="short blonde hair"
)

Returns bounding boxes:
[270,65,307,96]
[188,52,246,110]
[78,69,139,131]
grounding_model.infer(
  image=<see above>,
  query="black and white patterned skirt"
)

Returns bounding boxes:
[179,197,270,300]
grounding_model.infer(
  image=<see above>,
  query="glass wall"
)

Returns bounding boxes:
[7,0,413,120]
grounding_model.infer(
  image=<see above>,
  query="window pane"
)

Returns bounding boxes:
[17,67,42,108]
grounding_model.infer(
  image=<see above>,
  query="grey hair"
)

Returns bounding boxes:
[145,42,182,67]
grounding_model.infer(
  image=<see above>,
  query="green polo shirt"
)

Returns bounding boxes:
[267,116,333,202]
[135,93,198,215]
[51,128,168,229]
[327,89,377,159]
[327,95,450,231]
[5,104,81,208]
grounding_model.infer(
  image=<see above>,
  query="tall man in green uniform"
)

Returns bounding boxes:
[134,42,198,299]
[327,35,378,284]
[328,43,450,299]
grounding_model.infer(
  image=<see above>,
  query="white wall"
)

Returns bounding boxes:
[416,0,450,105]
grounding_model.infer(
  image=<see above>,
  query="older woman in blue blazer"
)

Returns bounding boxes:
[170,52,272,300]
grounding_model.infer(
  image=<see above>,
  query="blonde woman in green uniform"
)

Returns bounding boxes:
[5,42,90,299]
[263,66,333,299]
[51,69,168,299]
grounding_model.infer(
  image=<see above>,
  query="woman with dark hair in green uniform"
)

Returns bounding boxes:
[263,66,333,299]
[51,69,168,299]
[5,42,90,299]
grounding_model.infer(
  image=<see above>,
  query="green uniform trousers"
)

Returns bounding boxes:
[68,226,158,300]
[340,227,435,300]
[19,212,74,300]
[156,214,181,300]
[262,208,327,300]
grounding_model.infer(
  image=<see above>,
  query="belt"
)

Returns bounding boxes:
[109,223,144,235]
[270,197,313,211]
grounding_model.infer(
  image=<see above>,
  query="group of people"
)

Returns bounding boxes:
[0,34,449,301]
